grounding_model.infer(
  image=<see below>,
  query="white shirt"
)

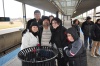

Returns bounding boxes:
[21,31,39,50]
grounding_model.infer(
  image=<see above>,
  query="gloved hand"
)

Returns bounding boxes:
[37,44,41,47]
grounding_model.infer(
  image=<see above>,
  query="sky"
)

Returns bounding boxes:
[0,0,56,18]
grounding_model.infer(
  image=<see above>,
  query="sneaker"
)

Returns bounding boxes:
[91,54,97,57]
[95,53,100,56]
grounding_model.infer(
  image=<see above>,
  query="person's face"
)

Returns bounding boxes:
[67,33,74,42]
[43,19,50,26]
[34,13,41,20]
[52,20,59,29]
[98,20,100,24]
[87,19,91,22]
[75,20,79,25]
[31,26,38,33]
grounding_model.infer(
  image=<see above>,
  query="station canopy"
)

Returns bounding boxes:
[16,0,100,18]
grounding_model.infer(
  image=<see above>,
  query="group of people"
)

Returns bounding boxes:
[71,16,100,58]
[20,10,100,66]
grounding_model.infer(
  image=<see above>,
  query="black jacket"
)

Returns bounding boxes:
[72,24,80,37]
[64,27,87,66]
[50,26,67,48]
[81,21,94,36]
[26,18,43,29]
[91,23,100,41]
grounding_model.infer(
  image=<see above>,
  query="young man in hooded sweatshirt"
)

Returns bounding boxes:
[64,27,87,66]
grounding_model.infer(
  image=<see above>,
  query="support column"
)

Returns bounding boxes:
[63,15,65,26]
[2,0,5,17]
[86,11,88,17]
[56,11,58,18]
[82,14,84,21]
[93,8,96,22]
[22,3,26,29]
[43,10,45,16]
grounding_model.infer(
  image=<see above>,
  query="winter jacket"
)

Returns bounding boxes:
[91,23,100,41]
[50,26,67,48]
[72,24,80,37]
[26,18,43,29]
[64,38,86,58]
[21,31,39,50]
[64,27,87,66]
[81,21,94,36]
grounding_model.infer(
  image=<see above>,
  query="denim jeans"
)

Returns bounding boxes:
[84,35,92,50]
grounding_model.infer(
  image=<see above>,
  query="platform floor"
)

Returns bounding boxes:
[3,50,100,66]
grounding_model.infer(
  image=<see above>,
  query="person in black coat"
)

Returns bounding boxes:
[50,18,68,66]
[39,16,52,46]
[22,10,42,40]
[26,10,43,29]
[91,19,100,57]
[81,16,94,50]
[64,27,87,66]
[72,19,80,37]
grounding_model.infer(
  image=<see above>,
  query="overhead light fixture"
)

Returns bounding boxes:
[74,11,76,13]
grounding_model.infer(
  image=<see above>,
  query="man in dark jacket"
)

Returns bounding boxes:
[81,16,94,50]
[39,16,52,46]
[64,27,87,66]
[50,18,68,66]
[91,19,100,57]
[26,10,43,29]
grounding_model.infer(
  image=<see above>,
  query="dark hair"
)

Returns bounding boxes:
[34,10,41,14]
[22,22,39,36]
[29,22,39,32]
[73,19,80,25]
[51,18,62,26]
[42,16,50,22]
[86,16,91,20]
[49,15,54,18]
[95,19,100,24]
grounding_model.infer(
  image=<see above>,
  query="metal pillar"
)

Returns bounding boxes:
[43,10,45,16]
[86,11,88,17]
[56,11,58,18]
[2,0,5,17]
[93,8,96,22]
[81,14,84,22]
[22,3,26,29]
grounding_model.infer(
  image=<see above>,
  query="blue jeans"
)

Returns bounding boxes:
[84,36,92,50]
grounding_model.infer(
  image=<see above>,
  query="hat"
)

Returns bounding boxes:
[86,16,91,20]
[30,22,39,27]
[67,27,79,41]
[29,22,39,32]
[42,16,50,22]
